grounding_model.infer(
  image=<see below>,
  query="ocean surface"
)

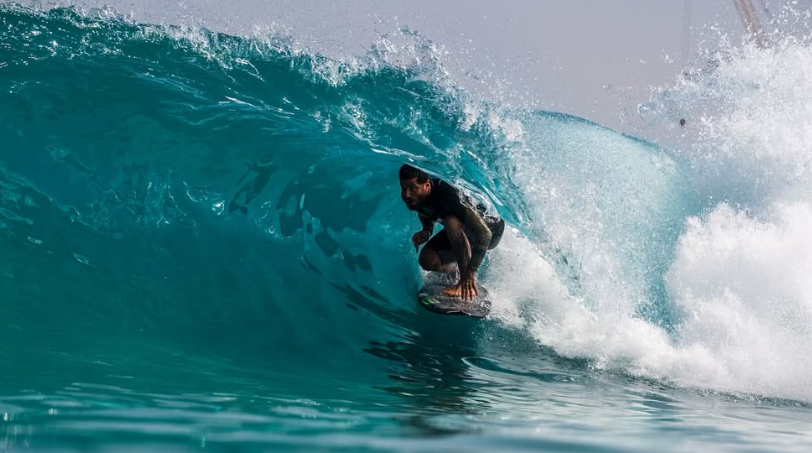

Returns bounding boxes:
[2,4,812,452]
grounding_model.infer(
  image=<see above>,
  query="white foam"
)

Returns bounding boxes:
[487,32,812,401]
[645,37,812,206]
[665,202,812,399]
[487,206,812,400]
[485,229,573,329]
[486,230,696,381]
[655,34,812,399]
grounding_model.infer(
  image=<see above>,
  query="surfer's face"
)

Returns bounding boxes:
[400,177,431,210]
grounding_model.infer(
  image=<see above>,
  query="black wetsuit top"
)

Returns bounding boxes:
[415,178,503,271]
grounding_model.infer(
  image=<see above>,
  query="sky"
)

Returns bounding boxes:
[15,0,812,133]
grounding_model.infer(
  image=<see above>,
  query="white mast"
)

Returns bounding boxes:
[731,0,767,48]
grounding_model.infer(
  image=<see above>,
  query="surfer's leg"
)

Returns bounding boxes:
[419,231,458,273]
[442,215,471,272]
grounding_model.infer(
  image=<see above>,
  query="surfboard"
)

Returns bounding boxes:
[417,277,491,318]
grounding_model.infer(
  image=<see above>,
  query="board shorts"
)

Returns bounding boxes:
[425,216,505,264]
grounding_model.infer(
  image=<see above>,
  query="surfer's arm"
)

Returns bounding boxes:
[411,213,435,251]
[461,205,492,272]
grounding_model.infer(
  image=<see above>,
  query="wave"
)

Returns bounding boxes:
[1,3,811,406]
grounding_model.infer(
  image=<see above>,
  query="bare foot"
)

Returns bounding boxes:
[441,284,463,299]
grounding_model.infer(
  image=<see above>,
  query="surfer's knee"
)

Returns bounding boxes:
[418,247,440,271]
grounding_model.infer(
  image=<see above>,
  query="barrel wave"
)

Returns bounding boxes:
[2,5,812,452]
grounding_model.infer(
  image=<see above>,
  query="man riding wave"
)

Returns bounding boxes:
[399,164,505,300]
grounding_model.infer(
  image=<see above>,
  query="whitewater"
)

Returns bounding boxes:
[1,3,812,452]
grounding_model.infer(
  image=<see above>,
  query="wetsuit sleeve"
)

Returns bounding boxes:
[418,213,435,233]
[441,185,492,271]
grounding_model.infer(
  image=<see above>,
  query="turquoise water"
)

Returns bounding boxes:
[2,4,812,452]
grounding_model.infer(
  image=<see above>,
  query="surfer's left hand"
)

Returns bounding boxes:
[443,271,478,300]
[460,271,478,301]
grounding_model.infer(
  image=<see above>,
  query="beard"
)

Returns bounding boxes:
[404,195,426,211]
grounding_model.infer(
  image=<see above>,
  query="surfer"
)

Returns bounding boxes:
[399,164,505,300]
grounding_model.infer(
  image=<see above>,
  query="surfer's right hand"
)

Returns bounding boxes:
[412,230,431,251]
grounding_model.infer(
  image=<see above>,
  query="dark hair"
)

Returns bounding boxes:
[399,164,429,183]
